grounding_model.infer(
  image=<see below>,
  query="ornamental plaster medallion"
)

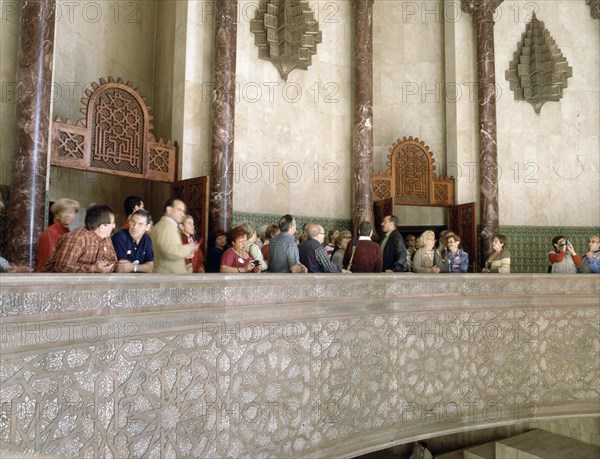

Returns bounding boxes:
[250,0,322,80]
[505,14,572,115]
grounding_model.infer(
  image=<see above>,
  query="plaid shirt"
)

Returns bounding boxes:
[314,245,342,273]
[43,227,117,273]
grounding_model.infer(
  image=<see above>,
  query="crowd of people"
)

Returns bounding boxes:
[1,195,599,274]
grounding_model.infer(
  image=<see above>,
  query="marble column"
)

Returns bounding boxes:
[352,0,375,235]
[209,0,237,232]
[7,0,57,267]
[462,0,503,263]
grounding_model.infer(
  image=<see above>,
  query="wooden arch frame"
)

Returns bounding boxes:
[372,136,454,206]
[51,76,177,182]
[372,137,479,270]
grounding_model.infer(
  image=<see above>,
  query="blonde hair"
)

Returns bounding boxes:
[418,230,435,247]
[50,198,80,216]
[335,230,352,248]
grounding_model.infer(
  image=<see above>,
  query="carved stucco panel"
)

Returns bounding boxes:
[2,305,598,458]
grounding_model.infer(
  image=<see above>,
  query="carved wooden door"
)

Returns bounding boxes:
[373,197,394,239]
[171,176,209,251]
[448,202,477,272]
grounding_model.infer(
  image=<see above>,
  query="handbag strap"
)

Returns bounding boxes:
[347,245,357,271]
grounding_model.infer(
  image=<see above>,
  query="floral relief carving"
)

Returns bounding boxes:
[505,14,572,114]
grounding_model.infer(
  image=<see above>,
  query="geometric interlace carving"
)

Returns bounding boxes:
[91,88,144,174]
[434,183,448,202]
[1,306,598,457]
[58,132,85,159]
[149,148,169,173]
[373,179,391,200]
[396,145,429,202]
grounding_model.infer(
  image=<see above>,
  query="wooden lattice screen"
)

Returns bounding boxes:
[51,77,177,182]
[372,136,454,206]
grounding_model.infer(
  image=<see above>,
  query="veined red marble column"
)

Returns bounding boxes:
[7,0,56,267]
[462,0,503,263]
[352,0,375,235]
[209,0,237,232]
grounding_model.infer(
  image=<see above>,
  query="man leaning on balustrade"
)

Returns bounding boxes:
[42,204,117,273]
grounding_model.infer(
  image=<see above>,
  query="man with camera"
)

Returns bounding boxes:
[548,235,582,273]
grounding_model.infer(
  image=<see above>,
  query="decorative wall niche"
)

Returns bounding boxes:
[372,136,454,207]
[505,14,572,115]
[51,77,177,182]
[250,0,322,80]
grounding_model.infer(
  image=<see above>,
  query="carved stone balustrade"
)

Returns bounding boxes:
[1,274,598,457]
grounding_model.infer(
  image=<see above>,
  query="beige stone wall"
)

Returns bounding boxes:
[374,1,453,226]
[49,0,159,226]
[444,4,479,209]
[176,0,214,181]
[495,1,600,227]
[153,1,177,142]
[230,1,353,219]
[0,1,598,227]
[374,1,447,175]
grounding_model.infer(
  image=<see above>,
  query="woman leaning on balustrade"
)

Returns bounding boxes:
[482,234,511,273]
[220,226,262,273]
[446,233,469,273]
[412,230,442,273]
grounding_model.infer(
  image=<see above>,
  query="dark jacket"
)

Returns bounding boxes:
[380,229,407,272]
[298,238,322,273]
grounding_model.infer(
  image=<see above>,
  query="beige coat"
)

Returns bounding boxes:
[150,216,196,273]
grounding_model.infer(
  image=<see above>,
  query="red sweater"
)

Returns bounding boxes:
[343,238,382,273]
[548,251,582,266]
[37,222,69,272]
[182,234,205,272]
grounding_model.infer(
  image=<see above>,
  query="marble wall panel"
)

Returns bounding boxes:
[495,1,599,227]
[374,0,446,182]
[231,1,353,219]
[53,0,157,121]
[178,2,214,180]
[152,1,177,141]
[444,5,479,209]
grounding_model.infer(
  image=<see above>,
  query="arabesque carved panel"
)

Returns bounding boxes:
[51,77,177,182]
[0,275,598,458]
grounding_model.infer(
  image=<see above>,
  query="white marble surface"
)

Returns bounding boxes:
[495,1,600,226]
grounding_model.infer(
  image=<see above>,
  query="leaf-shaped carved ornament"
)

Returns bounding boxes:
[505,14,572,115]
[250,0,322,80]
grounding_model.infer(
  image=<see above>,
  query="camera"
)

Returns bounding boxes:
[565,240,571,247]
